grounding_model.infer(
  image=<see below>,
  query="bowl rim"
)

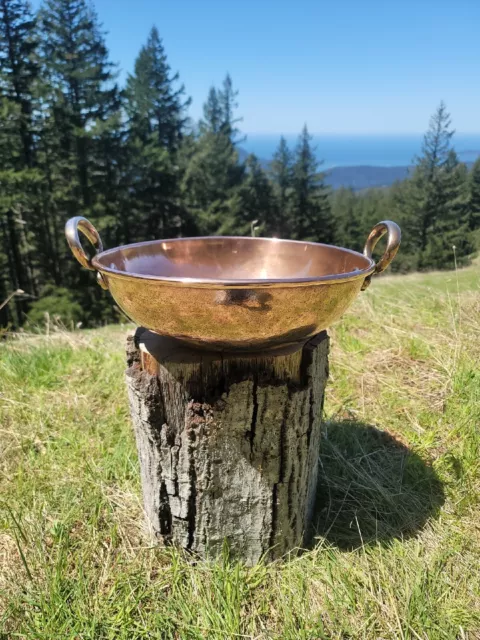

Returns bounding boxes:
[91,235,376,287]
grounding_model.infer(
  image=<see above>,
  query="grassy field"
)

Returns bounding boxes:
[1,262,479,639]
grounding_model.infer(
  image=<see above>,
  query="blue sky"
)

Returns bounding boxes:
[32,0,480,134]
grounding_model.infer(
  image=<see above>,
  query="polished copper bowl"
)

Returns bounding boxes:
[65,217,400,351]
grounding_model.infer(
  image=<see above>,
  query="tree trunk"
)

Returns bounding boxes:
[125,327,329,565]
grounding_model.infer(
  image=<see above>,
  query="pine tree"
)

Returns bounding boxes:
[269,136,293,237]
[0,0,38,166]
[409,103,473,268]
[422,152,473,268]
[358,188,390,239]
[38,0,121,210]
[182,129,243,234]
[468,158,480,233]
[290,125,332,243]
[182,75,244,235]
[200,87,222,134]
[331,187,360,248]
[218,73,243,144]
[125,26,191,240]
[36,0,123,324]
[235,154,275,235]
[415,102,454,254]
[0,0,40,323]
[125,26,190,153]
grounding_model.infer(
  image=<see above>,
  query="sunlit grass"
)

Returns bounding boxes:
[1,263,479,639]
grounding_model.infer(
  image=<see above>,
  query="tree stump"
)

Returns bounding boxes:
[125,327,329,565]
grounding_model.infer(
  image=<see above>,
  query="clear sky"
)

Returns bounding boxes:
[32,0,480,134]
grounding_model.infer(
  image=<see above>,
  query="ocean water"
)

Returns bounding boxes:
[242,133,480,169]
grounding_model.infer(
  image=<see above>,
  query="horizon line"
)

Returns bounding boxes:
[242,131,480,137]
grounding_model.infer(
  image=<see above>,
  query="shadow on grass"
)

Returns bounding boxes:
[310,420,445,550]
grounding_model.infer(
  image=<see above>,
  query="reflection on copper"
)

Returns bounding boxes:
[66,218,401,351]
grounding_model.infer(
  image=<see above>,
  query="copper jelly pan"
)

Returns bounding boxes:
[65,217,401,351]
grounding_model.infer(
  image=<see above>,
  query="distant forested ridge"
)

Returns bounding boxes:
[236,151,413,191]
[1,0,479,329]
[326,165,412,190]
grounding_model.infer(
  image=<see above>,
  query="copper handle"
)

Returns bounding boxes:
[362,220,401,289]
[65,216,108,289]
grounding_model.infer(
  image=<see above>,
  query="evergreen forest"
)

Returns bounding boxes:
[1,0,479,328]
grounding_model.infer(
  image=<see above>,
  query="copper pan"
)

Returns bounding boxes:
[65,217,400,351]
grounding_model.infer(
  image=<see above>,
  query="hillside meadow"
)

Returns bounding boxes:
[1,262,479,639]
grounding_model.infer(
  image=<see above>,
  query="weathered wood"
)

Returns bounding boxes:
[125,328,329,565]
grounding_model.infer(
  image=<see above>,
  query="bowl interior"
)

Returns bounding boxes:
[95,237,372,282]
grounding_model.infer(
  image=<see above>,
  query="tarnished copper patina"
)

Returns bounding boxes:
[65,217,401,351]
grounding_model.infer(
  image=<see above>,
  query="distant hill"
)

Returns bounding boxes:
[457,149,480,162]
[238,148,411,190]
[238,147,479,191]
[325,165,411,190]
[325,159,475,190]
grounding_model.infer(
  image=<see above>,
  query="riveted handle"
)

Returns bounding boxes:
[362,221,401,290]
[65,216,108,289]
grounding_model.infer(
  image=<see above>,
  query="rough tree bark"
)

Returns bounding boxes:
[125,327,329,565]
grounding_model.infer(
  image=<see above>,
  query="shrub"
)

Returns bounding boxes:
[26,285,83,330]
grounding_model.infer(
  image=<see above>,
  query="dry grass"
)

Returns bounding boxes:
[0,263,479,639]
